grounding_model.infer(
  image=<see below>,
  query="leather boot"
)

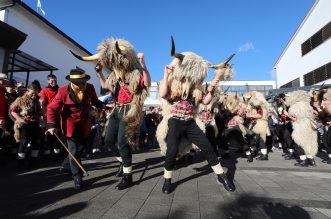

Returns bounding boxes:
[217,173,235,192]
[308,158,316,166]
[162,178,173,194]
[256,154,268,161]
[322,157,331,164]
[115,173,133,190]
[247,154,253,163]
[294,159,309,167]
[116,162,124,177]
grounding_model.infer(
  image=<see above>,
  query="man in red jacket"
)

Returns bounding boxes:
[40,74,60,157]
[0,73,8,147]
[47,68,103,189]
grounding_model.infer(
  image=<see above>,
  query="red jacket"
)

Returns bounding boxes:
[47,83,103,138]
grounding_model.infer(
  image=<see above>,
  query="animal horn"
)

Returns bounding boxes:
[115,41,123,55]
[171,35,185,61]
[209,53,235,69]
[70,50,100,62]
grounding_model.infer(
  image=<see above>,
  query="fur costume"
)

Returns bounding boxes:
[285,90,318,157]
[243,91,269,142]
[156,49,234,157]
[10,93,40,143]
[73,38,149,140]
[222,93,247,135]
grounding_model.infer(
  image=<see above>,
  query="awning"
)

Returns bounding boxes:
[0,20,27,50]
[7,50,58,85]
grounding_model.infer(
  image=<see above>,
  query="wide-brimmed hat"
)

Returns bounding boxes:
[65,67,90,83]
[0,73,9,81]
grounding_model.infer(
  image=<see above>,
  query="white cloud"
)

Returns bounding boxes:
[238,42,254,52]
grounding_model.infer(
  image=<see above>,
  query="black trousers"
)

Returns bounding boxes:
[205,124,219,156]
[164,118,219,171]
[279,123,294,151]
[105,106,132,167]
[323,126,331,154]
[18,122,40,155]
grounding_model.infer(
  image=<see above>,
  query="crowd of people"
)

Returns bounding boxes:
[1,37,331,195]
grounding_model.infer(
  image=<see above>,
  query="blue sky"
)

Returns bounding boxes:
[24,0,314,82]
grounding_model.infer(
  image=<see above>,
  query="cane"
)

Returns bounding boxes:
[46,131,89,176]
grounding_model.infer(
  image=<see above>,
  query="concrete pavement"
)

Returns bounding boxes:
[1,147,331,218]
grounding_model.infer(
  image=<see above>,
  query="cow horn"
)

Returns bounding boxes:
[209,53,235,69]
[70,50,100,62]
[171,35,185,61]
[115,41,122,55]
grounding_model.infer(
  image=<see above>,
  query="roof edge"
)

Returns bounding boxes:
[15,0,92,55]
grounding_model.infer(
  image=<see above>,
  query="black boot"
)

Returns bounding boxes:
[284,153,295,160]
[116,162,124,177]
[73,175,83,189]
[294,159,309,167]
[115,173,133,190]
[256,154,268,161]
[217,173,235,192]
[247,154,253,163]
[322,157,331,164]
[308,158,316,166]
[162,178,173,194]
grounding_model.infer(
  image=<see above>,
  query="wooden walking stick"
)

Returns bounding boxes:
[47,131,89,176]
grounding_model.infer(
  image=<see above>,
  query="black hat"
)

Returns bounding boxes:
[65,67,90,83]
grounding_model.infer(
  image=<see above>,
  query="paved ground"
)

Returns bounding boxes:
[1,147,331,219]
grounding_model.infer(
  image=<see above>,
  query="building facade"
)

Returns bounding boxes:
[0,1,100,92]
[274,0,331,88]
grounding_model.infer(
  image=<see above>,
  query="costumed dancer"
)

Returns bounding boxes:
[285,90,318,167]
[157,36,235,194]
[46,68,104,189]
[71,38,151,190]
[10,84,42,168]
[243,91,269,161]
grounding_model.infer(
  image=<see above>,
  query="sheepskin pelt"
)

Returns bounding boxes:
[10,94,39,143]
[243,91,269,141]
[167,52,208,102]
[288,101,318,157]
[285,90,310,107]
[157,52,211,157]
[98,38,149,141]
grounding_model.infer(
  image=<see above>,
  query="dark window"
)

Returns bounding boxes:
[327,62,331,79]
[302,22,331,56]
[314,66,326,84]
[304,61,331,86]
[311,30,323,48]
[322,22,331,41]
[301,39,311,56]
[304,71,314,86]
[292,78,300,87]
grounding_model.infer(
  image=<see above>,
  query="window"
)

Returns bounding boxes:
[280,77,300,88]
[304,61,331,86]
[301,22,331,56]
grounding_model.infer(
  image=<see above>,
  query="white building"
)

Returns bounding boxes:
[0,1,101,92]
[274,0,331,88]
